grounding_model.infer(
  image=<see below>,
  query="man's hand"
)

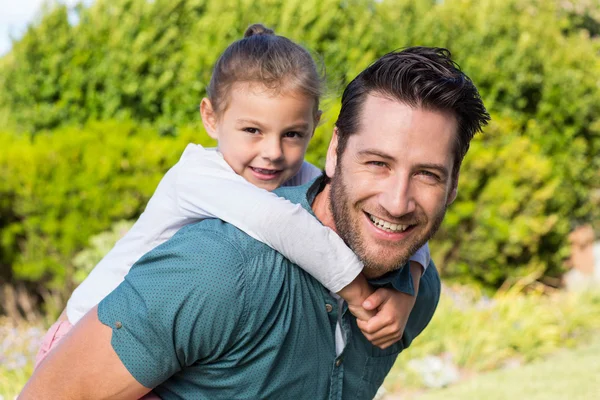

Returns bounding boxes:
[355,261,423,349]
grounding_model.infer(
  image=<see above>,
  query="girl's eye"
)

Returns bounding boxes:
[243,127,260,134]
[284,131,304,138]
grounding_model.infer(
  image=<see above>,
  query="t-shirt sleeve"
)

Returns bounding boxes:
[409,242,430,272]
[97,225,248,389]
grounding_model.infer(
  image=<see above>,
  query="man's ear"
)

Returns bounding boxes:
[325,127,340,178]
[447,171,459,204]
[200,98,219,140]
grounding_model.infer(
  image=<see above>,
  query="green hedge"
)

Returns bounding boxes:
[0,117,336,294]
[0,0,384,132]
[0,0,599,292]
[0,121,213,291]
[436,116,571,286]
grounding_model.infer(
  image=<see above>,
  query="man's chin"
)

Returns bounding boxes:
[360,253,410,279]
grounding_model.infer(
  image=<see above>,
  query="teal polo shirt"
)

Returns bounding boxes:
[98,177,441,399]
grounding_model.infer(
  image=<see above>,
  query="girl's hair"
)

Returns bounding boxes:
[207,23,323,115]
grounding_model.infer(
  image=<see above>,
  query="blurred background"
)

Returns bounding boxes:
[0,0,599,398]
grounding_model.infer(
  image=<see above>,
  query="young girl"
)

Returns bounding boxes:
[35,24,430,368]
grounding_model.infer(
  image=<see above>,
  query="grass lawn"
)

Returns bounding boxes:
[412,335,600,400]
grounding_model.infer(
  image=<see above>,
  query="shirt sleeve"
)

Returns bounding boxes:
[400,260,441,350]
[174,145,362,293]
[409,242,430,272]
[97,226,248,389]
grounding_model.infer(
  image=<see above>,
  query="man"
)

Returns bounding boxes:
[21,47,489,399]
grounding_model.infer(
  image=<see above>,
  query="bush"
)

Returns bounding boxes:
[72,220,135,284]
[0,0,385,132]
[433,116,572,286]
[0,111,337,296]
[1,0,599,290]
[0,121,214,294]
[381,0,600,285]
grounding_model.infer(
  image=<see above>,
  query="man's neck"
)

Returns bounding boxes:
[311,182,338,234]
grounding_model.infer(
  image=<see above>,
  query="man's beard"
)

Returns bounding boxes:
[329,166,446,277]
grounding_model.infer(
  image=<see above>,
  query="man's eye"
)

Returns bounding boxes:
[243,128,260,134]
[419,171,440,180]
[368,161,387,168]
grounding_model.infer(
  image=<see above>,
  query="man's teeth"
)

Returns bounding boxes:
[369,215,409,232]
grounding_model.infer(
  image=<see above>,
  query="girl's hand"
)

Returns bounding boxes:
[338,274,376,321]
[355,261,422,349]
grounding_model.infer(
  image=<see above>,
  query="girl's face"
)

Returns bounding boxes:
[201,82,318,191]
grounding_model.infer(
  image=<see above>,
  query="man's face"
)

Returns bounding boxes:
[326,94,458,278]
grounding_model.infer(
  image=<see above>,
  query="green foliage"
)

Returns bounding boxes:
[0,0,386,132]
[0,0,599,289]
[382,0,600,285]
[434,116,571,286]
[72,220,134,284]
[0,121,213,291]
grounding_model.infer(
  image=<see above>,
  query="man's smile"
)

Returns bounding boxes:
[364,212,417,237]
[367,214,412,233]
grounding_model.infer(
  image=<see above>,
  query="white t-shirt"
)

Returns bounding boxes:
[66,144,430,324]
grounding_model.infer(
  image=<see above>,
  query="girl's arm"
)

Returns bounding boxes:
[175,145,363,294]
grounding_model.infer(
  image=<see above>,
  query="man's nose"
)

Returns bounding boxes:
[261,136,284,163]
[380,175,416,217]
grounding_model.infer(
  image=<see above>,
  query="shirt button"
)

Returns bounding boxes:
[325,303,333,313]
[335,357,343,367]
[115,321,123,329]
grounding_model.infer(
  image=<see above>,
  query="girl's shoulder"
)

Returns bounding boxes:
[283,161,322,187]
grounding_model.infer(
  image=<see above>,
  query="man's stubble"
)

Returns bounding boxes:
[329,163,447,277]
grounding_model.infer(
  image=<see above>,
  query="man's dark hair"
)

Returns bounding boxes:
[335,47,490,181]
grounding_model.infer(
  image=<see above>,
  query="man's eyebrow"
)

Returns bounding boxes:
[357,149,396,161]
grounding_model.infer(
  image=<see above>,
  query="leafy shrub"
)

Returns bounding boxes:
[72,220,135,284]
[1,0,599,290]
[0,121,213,293]
[434,116,571,286]
[0,110,337,295]
[0,0,385,132]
